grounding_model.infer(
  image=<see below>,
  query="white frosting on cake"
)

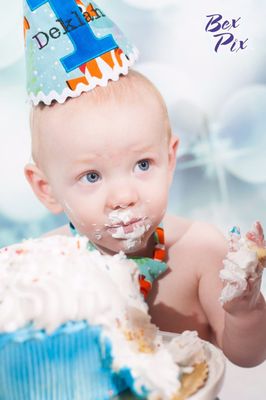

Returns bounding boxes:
[0,235,201,399]
[166,331,206,368]
[220,237,259,305]
[0,236,143,333]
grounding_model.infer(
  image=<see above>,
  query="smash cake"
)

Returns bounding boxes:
[0,235,211,400]
[220,221,266,305]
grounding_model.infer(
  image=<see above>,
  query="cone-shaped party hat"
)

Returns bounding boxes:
[24,0,138,105]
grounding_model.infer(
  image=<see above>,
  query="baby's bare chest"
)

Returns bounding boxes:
[147,258,212,341]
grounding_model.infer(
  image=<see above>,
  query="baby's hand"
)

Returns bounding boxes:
[222,262,264,315]
[246,221,266,265]
[219,222,265,313]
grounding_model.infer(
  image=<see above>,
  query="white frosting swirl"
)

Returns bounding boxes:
[220,238,259,304]
[0,236,143,333]
[166,331,206,367]
[0,235,192,399]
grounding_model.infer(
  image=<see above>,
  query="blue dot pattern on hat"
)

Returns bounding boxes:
[24,0,138,105]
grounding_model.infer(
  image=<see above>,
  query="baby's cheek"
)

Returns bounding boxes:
[143,176,168,201]
[144,193,168,223]
[61,196,96,229]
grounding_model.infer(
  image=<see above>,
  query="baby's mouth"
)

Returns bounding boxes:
[106,218,144,235]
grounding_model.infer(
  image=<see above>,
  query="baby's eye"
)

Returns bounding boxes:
[136,160,150,172]
[80,171,101,184]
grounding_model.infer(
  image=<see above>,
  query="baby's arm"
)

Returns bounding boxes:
[196,222,266,367]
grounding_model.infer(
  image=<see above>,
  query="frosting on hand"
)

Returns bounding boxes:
[220,222,265,305]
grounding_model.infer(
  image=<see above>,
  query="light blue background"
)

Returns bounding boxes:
[1,0,266,269]
[0,1,266,397]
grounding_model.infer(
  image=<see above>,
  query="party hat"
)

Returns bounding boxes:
[24,0,138,105]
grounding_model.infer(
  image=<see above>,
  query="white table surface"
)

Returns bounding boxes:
[219,359,266,400]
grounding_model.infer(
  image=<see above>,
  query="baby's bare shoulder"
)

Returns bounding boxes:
[163,215,228,272]
[187,220,228,254]
[42,224,71,237]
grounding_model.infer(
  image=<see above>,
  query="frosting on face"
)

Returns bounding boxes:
[0,235,206,398]
[108,210,136,225]
[106,210,151,250]
[110,224,148,250]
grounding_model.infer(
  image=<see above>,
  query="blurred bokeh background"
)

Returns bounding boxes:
[1,1,266,397]
[1,0,266,252]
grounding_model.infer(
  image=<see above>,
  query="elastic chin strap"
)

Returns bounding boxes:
[69,221,77,236]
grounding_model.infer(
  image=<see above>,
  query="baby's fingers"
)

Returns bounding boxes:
[247,273,262,291]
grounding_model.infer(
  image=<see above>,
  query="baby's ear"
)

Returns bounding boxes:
[24,163,63,214]
[168,135,179,179]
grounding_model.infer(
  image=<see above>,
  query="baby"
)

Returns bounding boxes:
[25,69,266,368]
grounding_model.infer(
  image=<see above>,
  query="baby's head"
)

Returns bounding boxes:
[25,70,178,255]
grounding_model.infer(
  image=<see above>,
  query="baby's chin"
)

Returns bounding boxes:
[120,239,146,255]
[92,233,151,257]
[96,239,144,256]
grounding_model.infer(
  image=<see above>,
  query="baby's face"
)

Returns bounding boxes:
[35,89,176,255]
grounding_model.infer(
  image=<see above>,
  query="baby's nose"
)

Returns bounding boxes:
[107,181,138,210]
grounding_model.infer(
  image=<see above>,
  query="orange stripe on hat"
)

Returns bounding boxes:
[101,50,115,69]
[85,58,103,79]
[75,0,85,7]
[66,76,89,90]
[86,3,100,18]
[114,48,123,67]
[79,50,117,79]
[23,17,30,45]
